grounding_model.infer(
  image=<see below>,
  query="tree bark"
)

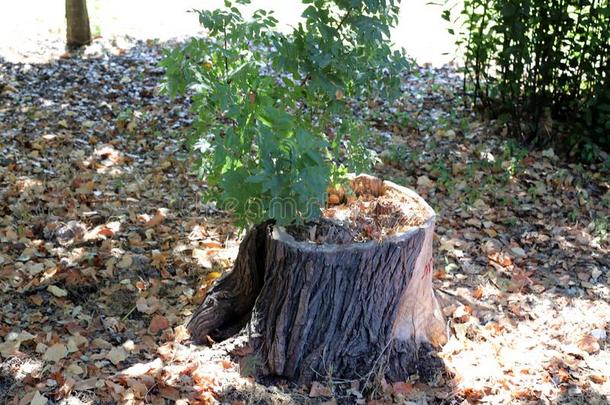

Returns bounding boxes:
[66,0,91,48]
[188,175,446,383]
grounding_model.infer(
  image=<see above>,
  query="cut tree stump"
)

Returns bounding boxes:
[188,174,446,383]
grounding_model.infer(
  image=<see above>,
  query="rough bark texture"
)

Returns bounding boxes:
[66,0,91,47]
[188,175,446,383]
[188,221,270,342]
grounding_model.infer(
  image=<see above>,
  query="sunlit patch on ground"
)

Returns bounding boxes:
[0,0,456,66]
[440,294,610,402]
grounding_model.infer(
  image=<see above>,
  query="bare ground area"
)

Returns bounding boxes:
[1,38,609,404]
[0,0,454,66]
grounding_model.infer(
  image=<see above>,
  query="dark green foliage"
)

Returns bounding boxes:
[161,0,407,226]
[447,0,610,157]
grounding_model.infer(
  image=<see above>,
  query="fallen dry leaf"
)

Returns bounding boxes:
[30,390,48,405]
[453,305,472,323]
[391,381,413,396]
[471,286,484,299]
[97,226,115,237]
[206,271,222,282]
[488,252,512,267]
[417,175,434,189]
[43,343,68,363]
[309,381,332,397]
[192,248,213,269]
[157,342,174,361]
[117,254,133,269]
[144,208,169,228]
[67,333,88,351]
[126,379,148,397]
[173,325,190,342]
[159,385,180,400]
[0,340,20,358]
[47,285,68,297]
[74,377,99,391]
[107,346,128,365]
[151,250,169,269]
[66,363,85,375]
[149,314,170,334]
[577,334,600,354]
[120,358,163,377]
[510,246,526,258]
[328,194,340,205]
[200,240,223,249]
[590,374,607,384]
[136,296,160,315]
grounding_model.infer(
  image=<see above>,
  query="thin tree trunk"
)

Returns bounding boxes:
[66,0,91,48]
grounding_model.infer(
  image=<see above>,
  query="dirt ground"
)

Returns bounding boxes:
[0,0,456,66]
[0,13,609,405]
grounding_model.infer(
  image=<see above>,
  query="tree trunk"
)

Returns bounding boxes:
[188,175,446,384]
[66,0,91,48]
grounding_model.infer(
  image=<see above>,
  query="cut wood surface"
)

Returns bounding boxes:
[188,175,446,383]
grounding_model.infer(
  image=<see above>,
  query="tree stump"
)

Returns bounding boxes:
[188,175,446,383]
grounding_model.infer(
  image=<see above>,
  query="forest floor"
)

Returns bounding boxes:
[1,38,609,404]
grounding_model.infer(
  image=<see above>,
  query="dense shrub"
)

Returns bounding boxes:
[446,0,610,158]
[161,0,406,226]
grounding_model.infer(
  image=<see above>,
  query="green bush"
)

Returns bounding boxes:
[161,0,407,226]
[446,0,610,157]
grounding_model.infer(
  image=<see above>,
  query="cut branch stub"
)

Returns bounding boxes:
[188,174,446,383]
